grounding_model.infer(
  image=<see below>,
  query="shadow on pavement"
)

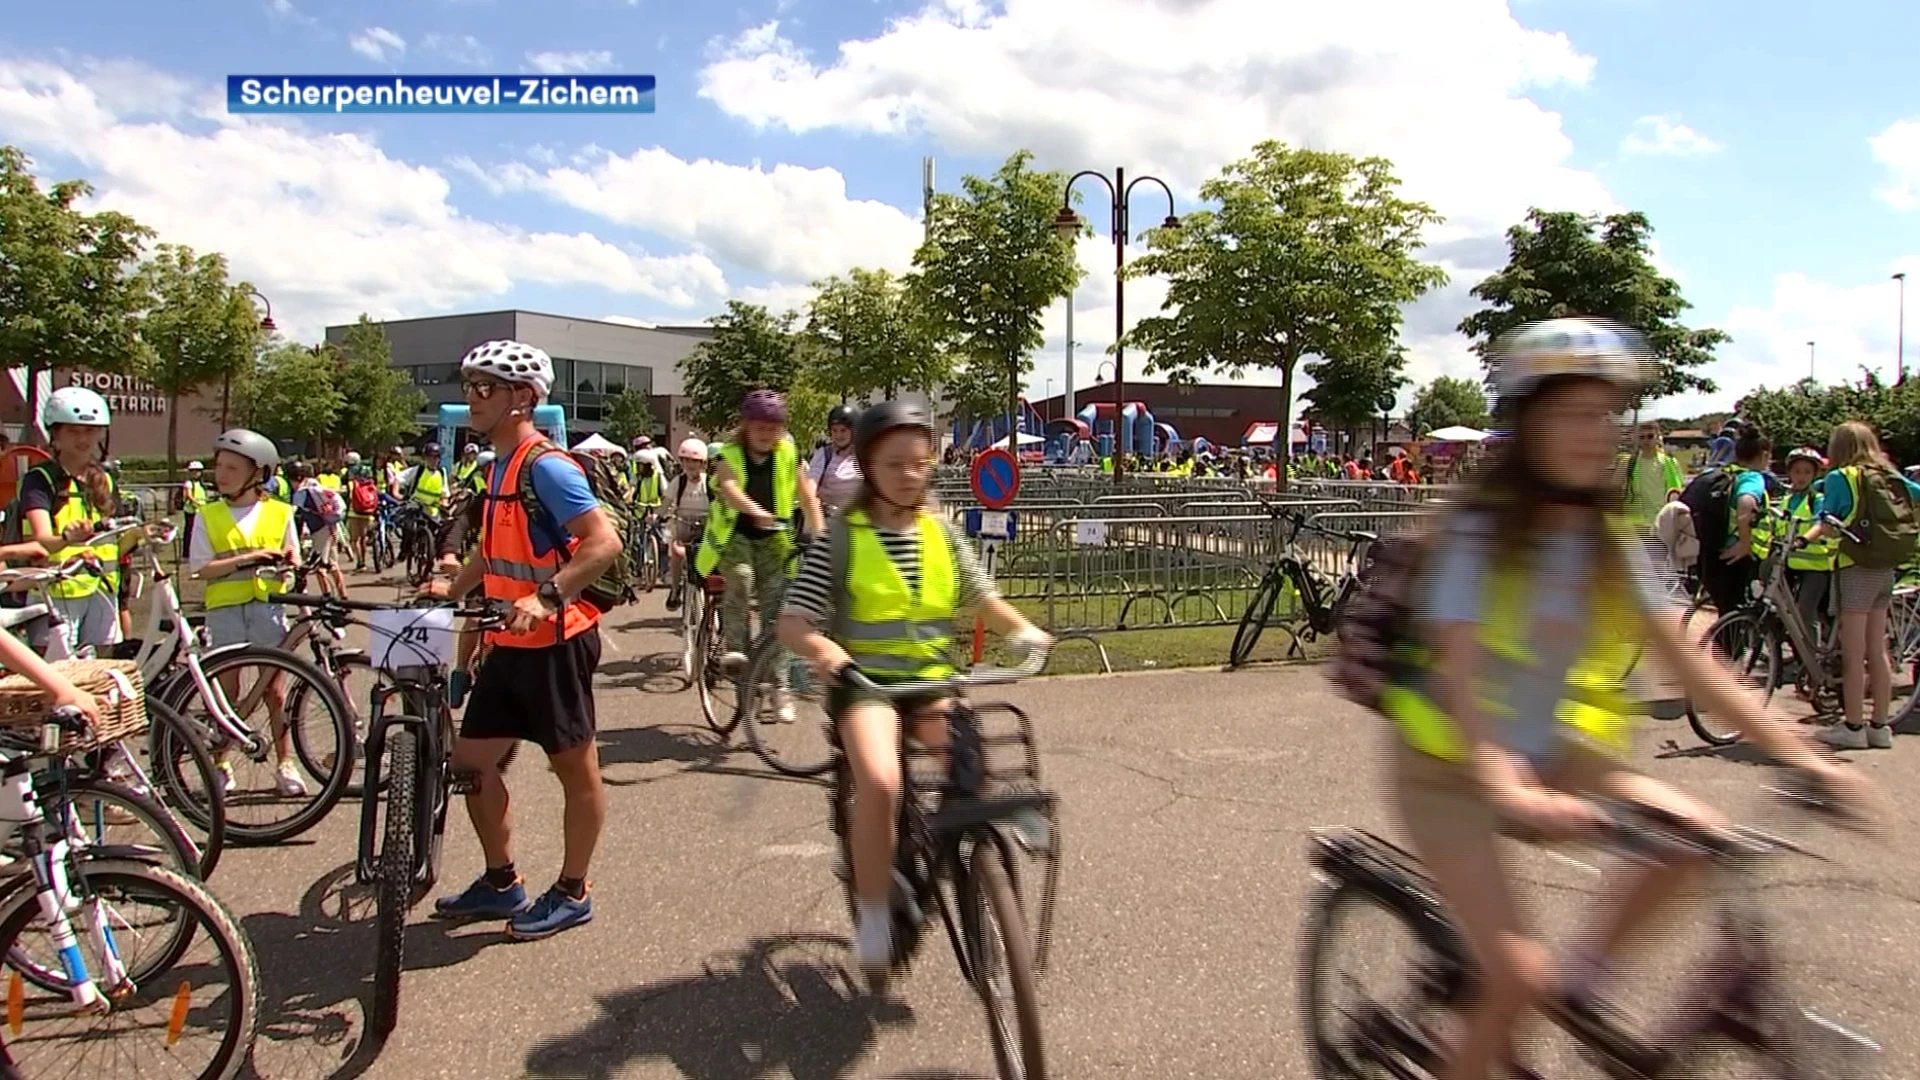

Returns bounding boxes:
[610,613,681,632]
[1653,737,1782,765]
[597,724,731,782]
[600,651,690,694]
[239,861,519,1080]
[524,933,914,1080]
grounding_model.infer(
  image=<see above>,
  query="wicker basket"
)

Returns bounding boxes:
[0,659,148,754]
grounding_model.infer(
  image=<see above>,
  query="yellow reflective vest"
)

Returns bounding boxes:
[29,464,120,600]
[199,498,294,610]
[695,437,797,576]
[839,507,958,683]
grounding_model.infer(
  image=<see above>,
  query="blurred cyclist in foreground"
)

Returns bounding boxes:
[1377,317,1879,1080]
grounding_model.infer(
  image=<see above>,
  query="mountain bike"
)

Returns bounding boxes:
[733,533,831,776]
[630,507,670,594]
[0,706,259,1080]
[276,593,505,1037]
[1229,506,1376,669]
[1301,769,1881,1079]
[391,503,438,587]
[829,652,1059,1080]
[1687,511,1920,746]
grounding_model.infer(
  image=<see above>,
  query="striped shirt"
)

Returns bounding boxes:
[782,516,996,626]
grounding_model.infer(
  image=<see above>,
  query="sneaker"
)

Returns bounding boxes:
[1867,723,1894,749]
[774,687,796,724]
[432,875,530,921]
[664,590,682,611]
[1818,724,1868,751]
[275,761,309,798]
[720,652,748,679]
[215,762,235,797]
[507,884,593,941]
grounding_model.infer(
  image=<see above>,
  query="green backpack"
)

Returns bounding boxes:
[515,443,637,610]
[1840,465,1920,570]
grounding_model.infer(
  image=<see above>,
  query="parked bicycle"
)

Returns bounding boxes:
[0,705,259,1080]
[1300,768,1881,1079]
[273,592,505,1037]
[1687,510,1920,745]
[1230,505,1376,669]
[732,532,835,776]
[630,507,670,595]
[828,650,1059,1080]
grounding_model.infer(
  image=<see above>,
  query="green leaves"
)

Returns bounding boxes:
[1740,372,1920,467]
[1407,375,1492,437]
[1458,209,1727,404]
[330,316,426,451]
[1125,142,1446,479]
[601,386,658,448]
[234,342,344,443]
[804,267,945,403]
[678,300,809,434]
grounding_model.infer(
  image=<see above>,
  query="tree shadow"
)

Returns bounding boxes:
[599,651,690,694]
[609,613,681,633]
[523,933,916,1080]
[1652,737,1783,766]
[238,861,519,1079]
[596,725,734,788]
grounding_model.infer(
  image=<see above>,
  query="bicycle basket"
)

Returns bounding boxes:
[0,659,147,753]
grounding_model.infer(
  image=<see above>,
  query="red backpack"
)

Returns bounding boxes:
[349,476,379,515]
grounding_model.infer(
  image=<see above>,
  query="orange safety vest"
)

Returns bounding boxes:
[479,435,599,649]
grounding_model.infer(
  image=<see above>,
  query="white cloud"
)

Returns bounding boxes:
[526,50,617,74]
[0,58,727,340]
[1871,119,1920,211]
[422,34,492,67]
[475,146,925,282]
[1620,114,1722,157]
[264,0,318,26]
[349,27,407,63]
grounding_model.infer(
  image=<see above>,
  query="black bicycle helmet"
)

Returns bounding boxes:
[853,401,933,459]
[827,404,857,430]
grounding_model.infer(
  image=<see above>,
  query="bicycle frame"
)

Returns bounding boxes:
[354,666,454,893]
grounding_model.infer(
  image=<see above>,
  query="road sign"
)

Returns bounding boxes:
[970,448,1021,510]
[980,538,1003,576]
[963,509,1016,540]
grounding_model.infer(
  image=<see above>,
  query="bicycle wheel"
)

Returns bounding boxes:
[1687,610,1780,747]
[1886,589,1920,730]
[1229,569,1283,668]
[740,627,833,777]
[290,652,392,798]
[405,529,431,586]
[0,858,259,1080]
[696,591,738,736]
[166,645,355,845]
[678,587,702,686]
[1300,880,1463,1079]
[371,723,420,1038]
[959,840,1046,1080]
[144,697,227,879]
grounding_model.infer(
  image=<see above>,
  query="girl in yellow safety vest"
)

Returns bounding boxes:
[775,401,1052,984]
[1381,318,1875,1080]
[190,428,309,799]
[18,387,128,653]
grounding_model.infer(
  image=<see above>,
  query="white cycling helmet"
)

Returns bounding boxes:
[43,386,110,428]
[462,442,479,455]
[677,438,707,462]
[185,460,205,471]
[1489,317,1649,401]
[345,451,362,465]
[475,450,497,468]
[213,428,280,472]
[459,339,554,400]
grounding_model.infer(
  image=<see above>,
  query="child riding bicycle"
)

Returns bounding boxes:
[775,401,1052,983]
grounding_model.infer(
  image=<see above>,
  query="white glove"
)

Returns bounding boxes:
[1006,625,1054,656]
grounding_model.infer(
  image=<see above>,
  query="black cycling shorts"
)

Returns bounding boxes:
[461,624,602,755]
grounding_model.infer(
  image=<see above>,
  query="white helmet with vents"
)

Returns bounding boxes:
[459,339,554,400]
[43,386,110,428]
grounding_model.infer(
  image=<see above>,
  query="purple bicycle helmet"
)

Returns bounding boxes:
[741,389,788,423]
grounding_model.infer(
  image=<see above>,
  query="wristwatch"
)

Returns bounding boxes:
[536,581,563,611]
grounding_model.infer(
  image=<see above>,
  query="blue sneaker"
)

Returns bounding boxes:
[507,884,592,941]
[431,875,529,921]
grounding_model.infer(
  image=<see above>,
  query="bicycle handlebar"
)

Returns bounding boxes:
[0,551,112,587]
[277,592,507,621]
[835,639,1051,697]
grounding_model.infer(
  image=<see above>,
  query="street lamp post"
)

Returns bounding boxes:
[232,288,278,428]
[1044,378,1054,423]
[1055,169,1178,485]
[1807,340,1816,382]
[1895,272,1908,384]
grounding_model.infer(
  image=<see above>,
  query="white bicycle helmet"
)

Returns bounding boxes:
[43,386,110,428]
[462,442,479,455]
[459,339,554,400]
[345,451,362,466]
[1489,317,1649,401]
[186,460,205,471]
[677,438,707,462]
[475,450,497,468]
[212,428,280,472]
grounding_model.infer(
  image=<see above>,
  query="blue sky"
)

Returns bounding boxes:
[4,0,1917,417]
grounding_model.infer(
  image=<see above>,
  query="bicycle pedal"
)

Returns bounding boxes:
[448,768,482,795]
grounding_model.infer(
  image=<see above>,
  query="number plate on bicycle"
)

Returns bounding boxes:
[369,607,457,672]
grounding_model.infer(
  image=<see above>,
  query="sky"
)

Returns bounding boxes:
[3,0,1916,419]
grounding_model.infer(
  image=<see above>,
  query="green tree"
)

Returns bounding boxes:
[601,386,658,447]
[234,342,343,443]
[1458,209,1727,404]
[914,151,1079,435]
[1302,346,1410,452]
[330,316,424,451]
[134,246,264,470]
[678,301,807,434]
[807,268,947,404]
[1126,141,1446,485]
[0,146,152,435]
[1406,374,1492,437]
[1739,372,1920,468]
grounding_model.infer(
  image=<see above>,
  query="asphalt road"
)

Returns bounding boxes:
[218,584,1920,1080]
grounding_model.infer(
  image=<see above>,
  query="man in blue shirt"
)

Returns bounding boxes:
[1703,427,1771,616]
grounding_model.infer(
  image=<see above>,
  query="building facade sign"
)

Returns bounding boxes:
[68,371,167,415]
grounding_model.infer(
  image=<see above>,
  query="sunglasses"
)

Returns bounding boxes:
[461,377,511,399]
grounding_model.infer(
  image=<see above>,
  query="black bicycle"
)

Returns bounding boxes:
[1229,506,1375,668]
[830,652,1060,1080]
[278,592,505,1037]
[389,503,439,587]
[630,507,670,594]
[1300,769,1881,1079]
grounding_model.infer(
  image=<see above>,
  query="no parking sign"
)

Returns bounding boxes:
[970,448,1021,510]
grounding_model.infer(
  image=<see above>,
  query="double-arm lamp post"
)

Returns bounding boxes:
[1053,169,1177,485]
[227,287,278,428]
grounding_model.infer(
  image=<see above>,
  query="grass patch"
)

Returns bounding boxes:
[974,601,1332,676]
